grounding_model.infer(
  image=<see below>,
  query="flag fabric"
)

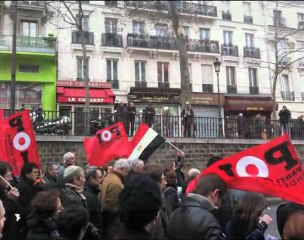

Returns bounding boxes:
[84,122,131,166]
[128,123,166,161]
[0,109,3,120]
[0,109,4,161]
[186,134,304,205]
[1,110,41,176]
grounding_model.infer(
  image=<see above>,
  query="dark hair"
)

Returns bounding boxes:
[196,174,226,198]
[0,161,11,177]
[31,190,60,218]
[57,205,89,240]
[206,155,222,168]
[45,162,57,172]
[283,211,304,240]
[164,169,177,187]
[144,163,163,183]
[119,173,161,229]
[85,167,103,181]
[21,163,38,179]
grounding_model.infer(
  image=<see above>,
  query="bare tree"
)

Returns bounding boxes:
[10,1,17,113]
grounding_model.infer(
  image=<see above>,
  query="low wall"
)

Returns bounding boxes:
[36,136,304,169]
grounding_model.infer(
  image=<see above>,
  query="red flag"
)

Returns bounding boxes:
[1,110,41,176]
[186,134,304,205]
[0,109,5,161]
[84,122,131,166]
[0,109,3,120]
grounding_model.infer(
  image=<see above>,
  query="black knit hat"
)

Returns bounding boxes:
[276,202,304,238]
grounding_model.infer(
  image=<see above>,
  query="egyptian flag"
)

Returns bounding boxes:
[186,134,304,205]
[128,123,165,161]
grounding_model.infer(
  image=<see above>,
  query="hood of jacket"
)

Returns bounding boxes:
[187,193,215,212]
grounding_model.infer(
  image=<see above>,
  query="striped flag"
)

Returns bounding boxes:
[128,123,166,162]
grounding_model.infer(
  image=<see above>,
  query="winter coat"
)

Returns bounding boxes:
[114,225,151,240]
[225,220,265,240]
[279,109,291,124]
[43,173,60,191]
[167,193,225,240]
[60,184,87,208]
[163,186,179,215]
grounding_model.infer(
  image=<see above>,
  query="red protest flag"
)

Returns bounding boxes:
[186,134,304,205]
[0,109,5,161]
[84,122,131,166]
[1,110,41,176]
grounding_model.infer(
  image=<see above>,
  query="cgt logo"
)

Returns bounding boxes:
[96,125,121,144]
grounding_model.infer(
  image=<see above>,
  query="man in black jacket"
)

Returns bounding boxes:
[43,163,59,190]
[167,174,226,240]
[279,106,291,134]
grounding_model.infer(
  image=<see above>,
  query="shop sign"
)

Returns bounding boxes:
[57,80,111,89]
[190,93,224,105]
[128,94,180,103]
[57,96,113,104]
[247,107,264,111]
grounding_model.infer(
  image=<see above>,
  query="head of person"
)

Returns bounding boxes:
[195,174,226,208]
[45,163,59,179]
[144,163,167,192]
[0,161,12,189]
[113,159,130,177]
[283,211,304,240]
[239,113,243,117]
[119,173,161,231]
[31,190,63,218]
[21,163,39,182]
[63,166,85,188]
[130,102,134,107]
[164,161,176,172]
[283,106,287,110]
[185,102,190,109]
[0,200,5,239]
[63,152,76,167]
[164,169,177,187]
[130,159,145,173]
[206,154,222,168]
[85,167,105,187]
[187,168,201,181]
[57,205,89,240]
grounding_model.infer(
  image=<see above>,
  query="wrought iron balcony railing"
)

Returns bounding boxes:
[281,91,295,101]
[127,33,177,50]
[187,39,220,54]
[227,85,237,94]
[101,33,123,47]
[244,47,260,58]
[244,15,253,24]
[222,44,239,57]
[249,86,259,94]
[135,81,147,88]
[222,11,232,21]
[202,84,214,93]
[158,81,170,89]
[72,31,94,45]
[298,21,304,29]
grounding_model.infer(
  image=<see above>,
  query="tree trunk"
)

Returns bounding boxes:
[10,1,17,114]
[168,1,191,106]
[272,75,278,121]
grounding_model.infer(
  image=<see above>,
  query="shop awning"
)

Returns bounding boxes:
[56,87,114,104]
[224,97,273,111]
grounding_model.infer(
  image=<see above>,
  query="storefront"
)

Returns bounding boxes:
[56,80,115,135]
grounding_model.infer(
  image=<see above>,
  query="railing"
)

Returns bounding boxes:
[187,39,220,54]
[222,44,239,56]
[14,1,44,7]
[227,85,237,94]
[107,79,119,89]
[281,91,295,101]
[72,31,94,45]
[0,35,55,54]
[249,86,259,94]
[158,81,170,89]
[7,109,302,140]
[104,1,117,7]
[274,17,286,27]
[244,15,253,24]
[135,81,147,88]
[125,1,217,17]
[301,92,304,101]
[127,33,177,50]
[298,21,304,29]
[244,47,260,58]
[202,84,213,93]
[101,33,123,47]
[222,11,232,21]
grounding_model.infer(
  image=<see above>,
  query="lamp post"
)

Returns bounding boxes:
[214,58,222,137]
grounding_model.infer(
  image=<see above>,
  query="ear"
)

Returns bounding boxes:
[211,189,221,199]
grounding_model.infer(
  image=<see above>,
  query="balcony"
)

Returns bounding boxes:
[158,81,170,89]
[298,21,304,29]
[249,86,259,95]
[135,81,147,88]
[273,18,286,28]
[278,57,290,67]
[101,33,122,47]
[244,15,253,24]
[281,91,294,101]
[222,11,232,21]
[12,1,45,10]
[202,84,213,93]
[107,79,119,89]
[301,92,304,101]
[127,33,177,50]
[104,1,117,7]
[0,35,55,54]
[299,61,304,69]
[187,39,219,54]
[222,44,239,57]
[125,1,217,18]
[227,85,237,94]
[244,47,260,58]
[72,31,94,45]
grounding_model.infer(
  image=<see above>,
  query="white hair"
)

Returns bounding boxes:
[188,168,201,178]
[114,158,130,170]
[130,159,144,171]
[63,152,75,163]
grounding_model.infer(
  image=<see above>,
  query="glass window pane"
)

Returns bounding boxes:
[30,22,37,37]
[113,60,117,80]
[106,60,112,80]
[201,65,213,84]
[135,62,140,81]
[77,58,82,78]
[22,22,29,36]
[164,63,169,82]
[141,62,145,81]
[157,62,162,82]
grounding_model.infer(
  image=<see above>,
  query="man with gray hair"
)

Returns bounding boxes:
[101,158,130,239]
[129,159,144,175]
[57,152,76,188]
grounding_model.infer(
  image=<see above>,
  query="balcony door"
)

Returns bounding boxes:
[249,68,258,94]
[201,65,213,93]
[21,20,37,37]
[223,31,233,45]
[135,61,146,87]
[155,24,168,37]
[245,33,254,47]
[157,62,169,88]
[133,21,145,35]
[105,18,118,34]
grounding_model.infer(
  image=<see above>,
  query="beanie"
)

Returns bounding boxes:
[63,166,83,183]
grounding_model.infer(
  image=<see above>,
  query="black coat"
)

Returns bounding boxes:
[279,109,291,124]
[225,220,265,240]
[114,225,151,240]
[60,186,87,208]
[43,173,60,191]
[167,193,225,240]
[163,186,179,215]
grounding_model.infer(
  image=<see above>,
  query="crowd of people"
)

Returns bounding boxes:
[0,152,303,240]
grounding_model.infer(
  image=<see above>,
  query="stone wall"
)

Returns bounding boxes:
[36,136,304,170]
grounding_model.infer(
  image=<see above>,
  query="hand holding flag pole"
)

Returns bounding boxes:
[165,140,185,155]
[0,175,13,189]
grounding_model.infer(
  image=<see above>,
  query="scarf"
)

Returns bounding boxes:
[65,183,86,200]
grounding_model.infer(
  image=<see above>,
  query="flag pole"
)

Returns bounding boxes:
[165,140,185,155]
[0,175,13,189]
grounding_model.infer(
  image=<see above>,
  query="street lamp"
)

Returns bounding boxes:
[213,58,222,137]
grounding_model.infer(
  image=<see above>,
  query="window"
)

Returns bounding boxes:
[155,24,168,37]
[298,13,304,22]
[104,1,117,6]
[183,26,189,38]
[21,20,37,37]
[157,62,169,83]
[199,28,210,40]
[226,66,236,85]
[223,31,233,45]
[105,18,118,33]
[135,61,146,82]
[19,65,39,73]
[278,40,288,63]
[201,65,213,93]
[76,15,89,31]
[133,21,145,34]
[106,59,118,81]
[273,10,284,26]
[243,2,251,16]
[248,68,258,87]
[77,57,89,79]
[281,74,290,92]
[245,33,254,47]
